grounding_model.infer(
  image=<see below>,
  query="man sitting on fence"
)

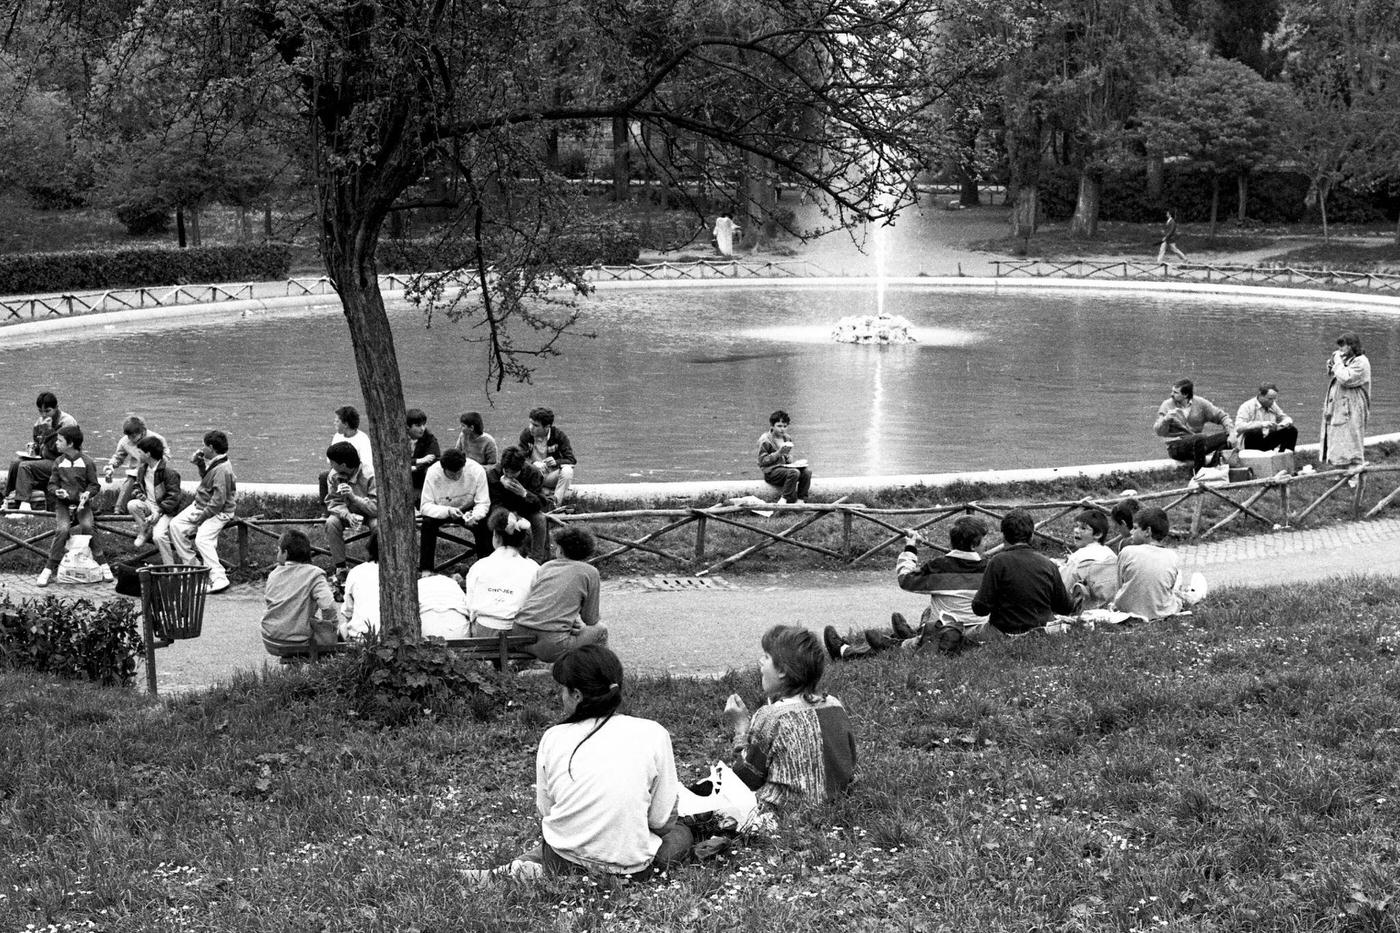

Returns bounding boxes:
[318,405,374,500]
[485,446,551,563]
[4,391,79,511]
[262,529,339,656]
[824,517,991,660]
[1154,378,1236,473]
[511,525,606,663]
[324,441,378,594]
[418,447,489,574]
[1234,383,1297,454]
[518,406,576,508]
[127,435,183,562]
[169,430,237,594]
[455,411,500,469]
[104,415,165,515]
[970,509,1074,638]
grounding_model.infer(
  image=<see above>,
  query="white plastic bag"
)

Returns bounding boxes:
[55,534,103,585]
[677,761,760,830]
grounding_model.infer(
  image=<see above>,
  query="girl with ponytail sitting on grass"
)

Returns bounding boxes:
[465,645,692,883]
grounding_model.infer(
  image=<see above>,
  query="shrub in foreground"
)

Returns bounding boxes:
[0,594,141,686]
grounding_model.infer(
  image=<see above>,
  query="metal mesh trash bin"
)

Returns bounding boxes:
[139,565,211,640]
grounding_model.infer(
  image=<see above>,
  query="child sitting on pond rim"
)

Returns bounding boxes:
[721,625,856,817]
[757,409,812,504]
[37,425,112,587]
[465,645,692,883]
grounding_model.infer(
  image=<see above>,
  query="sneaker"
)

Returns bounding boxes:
[99,564,113,582]
[36,568,52,587]
[822,625,848,661]
[890,612,917,640]
[17,501,32,512]
[865,629,900,652]
[133,532,149,547]
[208,581,231,594]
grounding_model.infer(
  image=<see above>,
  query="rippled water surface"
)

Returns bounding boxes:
[1,285,1396,484]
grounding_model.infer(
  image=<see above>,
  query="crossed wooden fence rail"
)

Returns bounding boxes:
[2,464,1395,577]
[0,260,838,326]
[991,260,1400,293]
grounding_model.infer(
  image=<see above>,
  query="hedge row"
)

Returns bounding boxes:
[0,244,292,295]
[1035,165,1397,225]
[379,223,641,274]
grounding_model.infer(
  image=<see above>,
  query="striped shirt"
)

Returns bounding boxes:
[732,694,856,815]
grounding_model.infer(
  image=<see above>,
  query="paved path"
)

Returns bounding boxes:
[4,516,1399,694]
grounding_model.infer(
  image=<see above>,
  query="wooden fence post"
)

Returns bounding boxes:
[1352,472,1367,520]
[1279,482,1290,527]
[694,514,707,565]
[841,508,852,558]
[237,522,250,570]
[1189,488,1204,537]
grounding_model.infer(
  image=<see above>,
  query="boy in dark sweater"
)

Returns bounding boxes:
[971,509,1073,636]
[38,425,111,586]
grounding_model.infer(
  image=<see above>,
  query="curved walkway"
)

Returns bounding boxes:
[4,513,1397,694]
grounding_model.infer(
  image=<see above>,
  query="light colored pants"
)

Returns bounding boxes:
[169,504,233,588]
[515,622,607,663]
[540,464,574,505]
[326,513,377,565]
[128,499,177,564]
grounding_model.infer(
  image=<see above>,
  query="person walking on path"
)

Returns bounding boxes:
[1156,210,1187,263]
[1321,331,1371,472]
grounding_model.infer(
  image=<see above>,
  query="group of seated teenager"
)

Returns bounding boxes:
[317,403,579,592]
[261,516,607,665]
[464,628,856,883]
[822,499,1202,661]
[3,392,238,593]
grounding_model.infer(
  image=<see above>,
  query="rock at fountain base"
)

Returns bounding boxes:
[831,312,917,345]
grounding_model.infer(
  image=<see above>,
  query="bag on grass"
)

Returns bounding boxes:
[55,534,103,585]
[677,761,759,832]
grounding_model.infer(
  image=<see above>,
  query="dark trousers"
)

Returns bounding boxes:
[1166,433,1231,471]
[764,466,812,503]
[419,515,493,572]
[7,458,54,505]
[1239,425,1297,452]
[48,501,106,570]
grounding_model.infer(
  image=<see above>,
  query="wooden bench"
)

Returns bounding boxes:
[271,630,540,671]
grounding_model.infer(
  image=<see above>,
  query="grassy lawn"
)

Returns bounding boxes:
[5,576,1400,931]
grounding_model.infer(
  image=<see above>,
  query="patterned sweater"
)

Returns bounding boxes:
[731,694,856,815]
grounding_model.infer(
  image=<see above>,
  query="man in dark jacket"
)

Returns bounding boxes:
[518,406,576,507]
[971,509,1073,637]
[128,435,184,563]
[486,446,551,563]
[4,391,79,510]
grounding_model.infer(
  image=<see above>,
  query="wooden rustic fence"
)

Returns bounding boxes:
[991,259,1400,294]
[2,464,1396,577]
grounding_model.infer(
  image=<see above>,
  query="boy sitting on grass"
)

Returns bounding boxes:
[720,625,856,818]
[1112,506,1201,621]
[261,529,339,656]
[37,425,113,587]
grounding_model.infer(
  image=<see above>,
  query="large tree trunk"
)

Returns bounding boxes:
[1146,155,1164,202]
[746,150,777,244]
[1236,172,1249,222]
[611,116,630,202]
[1068,167,1101,238]
[1209,172,1220,238]
[1009,185,1039,253]
[323,202,420,636]
[176,206,187,248]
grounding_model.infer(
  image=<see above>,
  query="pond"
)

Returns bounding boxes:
[1,284,1395,485]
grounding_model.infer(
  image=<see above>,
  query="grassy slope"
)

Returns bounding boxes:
[5,576,1400,931]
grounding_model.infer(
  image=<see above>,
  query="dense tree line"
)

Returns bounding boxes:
[929,0,1400,245]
